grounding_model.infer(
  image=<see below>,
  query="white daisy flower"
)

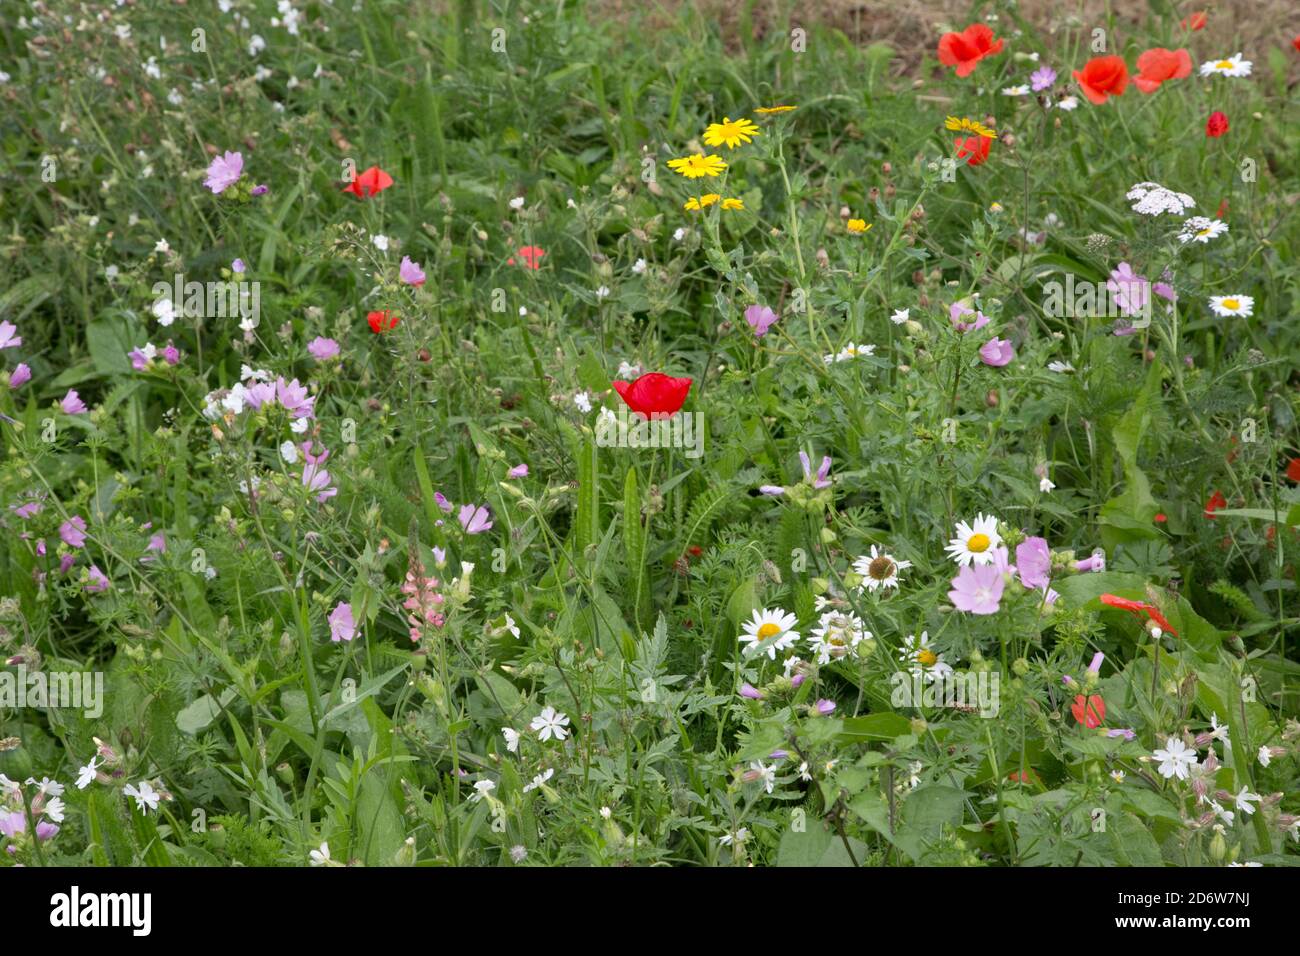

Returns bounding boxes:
[807,610,870,664]
[739,607,800,660]
[899,631,953,682]
[944,513,1003,566]
[1208,294,1253,318]
[833,342,875,362]
[1001,84,1030,96]
[1199,53,1252,78]
[1152,737,1198,780]
[1047,360,1075,373]
[1177,216,1228,244]
[853,544,912,591]
[1055,95,1079,111]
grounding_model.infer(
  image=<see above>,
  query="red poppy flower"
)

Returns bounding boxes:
[1071,694,1106,729]
[937,23,1004,77]
[367,309,399,333]
[954,135,991,166]
[1133,48,1191,93]
[1073,55,1129,104]
[612,372,693,419]
[343,165,394,199]
[1216,198,1230,220]
[1008,768,1042,785]
[1294,36,1300,54]
[1099,593,1178,636]
[1206,111,1229,138]
[1181,11,1207,31]
[1204,490,1227,518]
[1154,512,1167,523]
[1286,458,1300,482]
[507,246,546,270]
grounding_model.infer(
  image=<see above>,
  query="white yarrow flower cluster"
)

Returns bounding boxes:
[1126,182,1196,217]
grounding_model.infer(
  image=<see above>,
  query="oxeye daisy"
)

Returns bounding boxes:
[899,631,953,682]
[1001,84,1030,96]
[1208,294,1253,318]
[739,607,800,659]
[807,610,870,664]
[1177,216,1228,244]
[853,545,912,591]
[1199,53,1251,77]
[825,342,875,364]
[945,513,1003,566]
[667,153,727,179]
[703,116,760,149]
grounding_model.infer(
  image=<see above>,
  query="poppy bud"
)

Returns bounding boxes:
[417,348,431,362]
[986,389,999,408]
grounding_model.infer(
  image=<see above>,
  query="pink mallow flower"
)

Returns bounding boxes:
[61,390,87,414]
[744,304,779,338]
[507,464,529,478]
[85,565,110,593]
[60,516,87,549]
[300,442,337,502]
[979,337,1014,367]
[1015,536,1052,590]
[328,602,357,642]
[307,337,341,362]
[948,563,1005,614]
[0,321,22,349]
[399,256,426,286]
[1106,262,1150,317]
[949,302,990,333]
[799,451,832,489]
[9,363,31,388]
[204,150,244,194]
[458,504,493,534]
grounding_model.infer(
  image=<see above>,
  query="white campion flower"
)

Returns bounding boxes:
[76,758,100,789]
[573,391,593,414]
[502,728,520,753]
[279,440,298,464]
[530,706,570,742]
[1152,737,1198,780]
[469,779,496,803]
[152,297,177,326]
[123,781,160,813]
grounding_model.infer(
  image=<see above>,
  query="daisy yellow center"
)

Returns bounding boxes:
[916,649,938,666]
[1197,228,1211,237]
[1216,60,1233,69]
[757,622,781,639]
[967,533,992,553]
[1221,298,1239,310]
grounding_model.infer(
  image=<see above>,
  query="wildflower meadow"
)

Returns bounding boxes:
[3,0,1300,894]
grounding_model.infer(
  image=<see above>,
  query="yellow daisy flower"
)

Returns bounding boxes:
[721,197,744,210]
[667,153,728,179]
[684,194,722,211]
[944,115,997,139]
[847,219,871,234]
[703,117,760,149]
[755,105,797,114]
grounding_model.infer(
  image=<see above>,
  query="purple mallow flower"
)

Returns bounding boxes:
[399,256,426,286]
[948,563,1005,614]
[744,304,778,338]
[203,150,244,195]
[307,336,340,362]
[1030,65,1057,91]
